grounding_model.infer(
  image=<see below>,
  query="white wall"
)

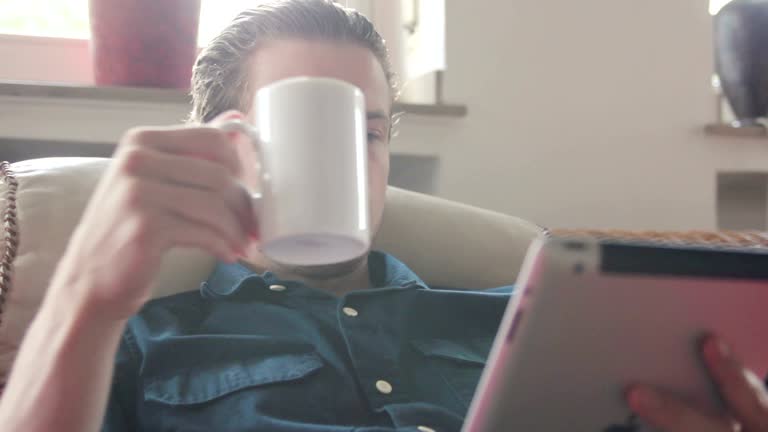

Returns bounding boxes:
[392,0,768,230]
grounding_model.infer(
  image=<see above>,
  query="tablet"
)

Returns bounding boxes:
[463,236,768,432]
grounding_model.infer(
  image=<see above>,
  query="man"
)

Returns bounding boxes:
[0,1,766,431]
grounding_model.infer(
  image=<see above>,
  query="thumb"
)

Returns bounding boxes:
[209,111,262,221]
[207,110,250,178]
[207,109,246,127]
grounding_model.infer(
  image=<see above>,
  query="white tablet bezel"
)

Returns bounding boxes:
[464,237,768,432]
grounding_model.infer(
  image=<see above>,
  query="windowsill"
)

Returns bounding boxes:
[0,80,467,118]
[705,123,768,138]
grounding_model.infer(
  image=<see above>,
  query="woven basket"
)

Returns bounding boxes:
[0,162,18,329]
[551,229,768,249]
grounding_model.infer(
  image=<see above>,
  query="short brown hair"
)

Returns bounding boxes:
[190,0,396,124]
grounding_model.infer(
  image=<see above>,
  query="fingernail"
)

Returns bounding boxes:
[716,338,731,358]
[630,387,662,411]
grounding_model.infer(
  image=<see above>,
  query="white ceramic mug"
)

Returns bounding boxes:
[219,76,370,266]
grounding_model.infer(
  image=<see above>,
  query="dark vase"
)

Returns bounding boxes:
[714,0,768,127]
[89,0,201,89]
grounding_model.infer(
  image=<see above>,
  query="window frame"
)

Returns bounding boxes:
[0,1,448,106]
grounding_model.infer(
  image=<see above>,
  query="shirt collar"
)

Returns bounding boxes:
[367,250,426,288]
[201,250,428,299]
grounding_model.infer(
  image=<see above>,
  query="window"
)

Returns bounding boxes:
[0,1,89,39]
[198,1,270,46]
[710,0,733,15]
[342,0,445,103]
[342,0,444,80]
[0,0,446,103]
[0,0,269,46]
[710,0,733,124]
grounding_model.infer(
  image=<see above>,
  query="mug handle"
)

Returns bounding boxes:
[217,119,264,214]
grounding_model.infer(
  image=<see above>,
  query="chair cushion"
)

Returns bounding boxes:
[0,157,542,380]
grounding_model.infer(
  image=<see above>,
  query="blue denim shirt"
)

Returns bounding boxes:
[102,252,512,432]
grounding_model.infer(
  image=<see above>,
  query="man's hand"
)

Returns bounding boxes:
[627,334,768,431]
[51,111,258,321]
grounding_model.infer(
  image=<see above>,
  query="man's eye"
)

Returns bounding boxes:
[367,131,383,142]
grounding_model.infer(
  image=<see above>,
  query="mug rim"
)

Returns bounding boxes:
[256,75,363,97]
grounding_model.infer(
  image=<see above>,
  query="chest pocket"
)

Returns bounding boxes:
[410,337,490,410]
[143,348,324,406]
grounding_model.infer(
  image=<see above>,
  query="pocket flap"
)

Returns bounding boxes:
[411,338,488,366]
[144,351,323,405]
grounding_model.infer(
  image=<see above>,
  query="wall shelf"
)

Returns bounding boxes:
[0,81,445,195]
[0,81,467,118]
[704,123,767,138]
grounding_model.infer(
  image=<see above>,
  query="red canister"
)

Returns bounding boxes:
[89,0,201,89]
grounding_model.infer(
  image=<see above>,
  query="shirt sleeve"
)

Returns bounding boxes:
[101,329,140,432]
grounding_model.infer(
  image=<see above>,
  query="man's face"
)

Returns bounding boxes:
[246,39,392,237]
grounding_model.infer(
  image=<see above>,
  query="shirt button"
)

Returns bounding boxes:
[375,379,393,394]
[342,307,359,317]
[417,427,436,432]
[268,284,287,292]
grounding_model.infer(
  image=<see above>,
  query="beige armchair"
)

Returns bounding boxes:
[0,157,542,382]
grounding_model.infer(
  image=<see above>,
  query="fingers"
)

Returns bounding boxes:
[121,125,241,176]
[627,385,738,432]
[207,109,245,127]
[113,111,258,257]
[134,178,251,254]
[120,146,232,193]
[234,181,260,240]
[154,211,239,263]
[703,335,768,432]
[117,135,259,238]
